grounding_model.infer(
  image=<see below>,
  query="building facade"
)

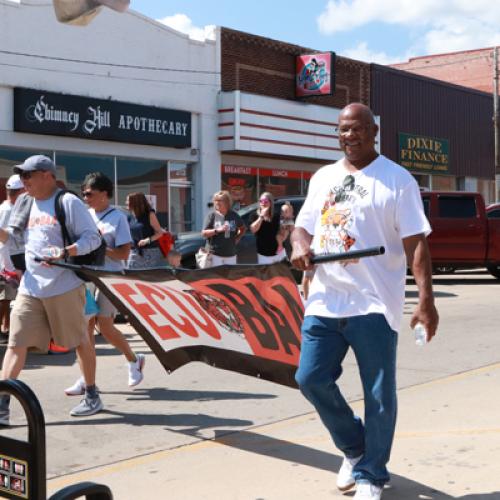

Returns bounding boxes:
[391,48,495,94]
[0,0,221,233]
[371,64,495,203]
[218,28,373,209]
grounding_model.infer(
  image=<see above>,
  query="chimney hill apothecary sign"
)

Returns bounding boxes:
[14,88,191,148]
[398,132,449,173]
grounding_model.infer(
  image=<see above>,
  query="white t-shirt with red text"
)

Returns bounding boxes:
[295,155,431,332]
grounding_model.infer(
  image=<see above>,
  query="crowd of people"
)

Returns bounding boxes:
[199,190,296,269]
[0,157,180,422]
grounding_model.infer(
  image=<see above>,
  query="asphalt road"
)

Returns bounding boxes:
[0,270,499,499]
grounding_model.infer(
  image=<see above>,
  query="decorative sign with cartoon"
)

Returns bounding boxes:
[296,52,335,97]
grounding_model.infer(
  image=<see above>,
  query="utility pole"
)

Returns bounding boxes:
[494,46,500,202]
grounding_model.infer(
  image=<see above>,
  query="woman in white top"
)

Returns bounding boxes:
[65,172,145,396]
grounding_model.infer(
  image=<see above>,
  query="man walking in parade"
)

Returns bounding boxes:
[291,103,439,499]
[0,155,103,424]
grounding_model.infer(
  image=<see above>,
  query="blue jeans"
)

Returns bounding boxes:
[295,313,398,486]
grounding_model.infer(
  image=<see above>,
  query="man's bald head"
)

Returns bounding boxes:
[339,103,376,126]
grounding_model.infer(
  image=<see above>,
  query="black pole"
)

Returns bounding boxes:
[309,246,385,264]
[0,379,46,499]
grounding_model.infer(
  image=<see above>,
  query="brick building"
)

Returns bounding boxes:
[391,48,495,94]
[217,28,372,209]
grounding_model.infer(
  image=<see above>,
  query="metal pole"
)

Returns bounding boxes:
[494,47,500,202]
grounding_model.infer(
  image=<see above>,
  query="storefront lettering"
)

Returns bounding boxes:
[27,95,80,132]
[272,170,288,177]
[84,106,111,134]
[398,132,449,172]
[15,88,192,148]
[118,115,188,136]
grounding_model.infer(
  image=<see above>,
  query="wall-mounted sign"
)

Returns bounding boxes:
[14,88,191,148]
[295,52,335,97]
[399,132,449,173]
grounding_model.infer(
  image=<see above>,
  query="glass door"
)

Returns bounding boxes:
[169,162,193,233]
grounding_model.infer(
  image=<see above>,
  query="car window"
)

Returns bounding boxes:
[438,196,477,218]
[487,208,500,219]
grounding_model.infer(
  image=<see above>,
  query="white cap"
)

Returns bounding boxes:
[6,175,24,190]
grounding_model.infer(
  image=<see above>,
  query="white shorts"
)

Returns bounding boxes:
[211,254,237,267]
[257,252,285,264]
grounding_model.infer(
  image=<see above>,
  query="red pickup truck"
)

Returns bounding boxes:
[421,191,500,278]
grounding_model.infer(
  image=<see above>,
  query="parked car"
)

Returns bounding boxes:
[176,190,500,280]
[175,196,305,274]
[486,202,500,219]
[422,192,500,278]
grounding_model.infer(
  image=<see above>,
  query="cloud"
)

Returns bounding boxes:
[157,13,216,41]
[342,42,405,64]
[317,0,500,55]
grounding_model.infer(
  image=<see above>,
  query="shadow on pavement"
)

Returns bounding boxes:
[213,430,499,500]
[46,411,253,437]
[104,386,277,402]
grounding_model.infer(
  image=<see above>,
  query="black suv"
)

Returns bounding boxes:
[175,195,305,270]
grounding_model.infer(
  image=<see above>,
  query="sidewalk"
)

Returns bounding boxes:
[47,363,500,499]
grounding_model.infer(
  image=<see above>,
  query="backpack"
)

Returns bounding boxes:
[54,190,107,267]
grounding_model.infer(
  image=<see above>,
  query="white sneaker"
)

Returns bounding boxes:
[64,377,99,396]
[128,354,145,387]
[354,482,383,500]
[64,377,85,396]
[337,455,362,491]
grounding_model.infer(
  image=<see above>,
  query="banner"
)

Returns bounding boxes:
[80,263,304,388]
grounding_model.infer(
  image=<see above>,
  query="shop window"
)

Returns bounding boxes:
[259,168,302,200]
[221,165,257,210]
[55,152,114,193]
[431,175,456,191]
[116,157,169,227]
[412,173,430,191]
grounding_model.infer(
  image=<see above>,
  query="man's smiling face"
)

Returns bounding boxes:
[338,105,378,167]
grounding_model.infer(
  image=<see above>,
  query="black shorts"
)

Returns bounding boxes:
[11,254,26,272]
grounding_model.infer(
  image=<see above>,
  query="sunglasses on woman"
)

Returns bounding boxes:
[259,198,270,204]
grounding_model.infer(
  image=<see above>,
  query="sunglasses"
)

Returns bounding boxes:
[19,170,41,180]
[81,191,94,198]
[259,198,270,204]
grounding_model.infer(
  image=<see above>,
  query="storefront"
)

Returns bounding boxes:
[218,28,372,206]
[371,64,495,202]
[0,1,220,232]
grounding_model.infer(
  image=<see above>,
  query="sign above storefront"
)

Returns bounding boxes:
[399,132,449,173]
[14,88,191,148]
[295,52,335,98]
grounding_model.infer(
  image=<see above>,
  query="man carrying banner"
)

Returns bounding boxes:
[0,155,103,424]
[291,103,439,500]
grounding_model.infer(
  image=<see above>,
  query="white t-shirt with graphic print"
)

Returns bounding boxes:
[295,155,431,333]
[89,207,132,272]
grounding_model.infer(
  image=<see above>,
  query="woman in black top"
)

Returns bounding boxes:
[249,191,283,264]
[126,192,165,269]
[201,190,246,267]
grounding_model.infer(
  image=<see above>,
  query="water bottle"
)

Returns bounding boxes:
[414,322,427,346]
[224,221,230,238]
[41,246,64,259]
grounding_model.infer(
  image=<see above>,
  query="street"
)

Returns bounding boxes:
[1,270,500,499]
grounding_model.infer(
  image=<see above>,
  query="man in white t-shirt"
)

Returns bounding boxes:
[291,103,439,500]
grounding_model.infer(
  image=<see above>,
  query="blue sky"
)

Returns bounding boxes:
[129,0,500,65]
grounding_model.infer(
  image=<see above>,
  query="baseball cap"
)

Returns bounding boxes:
[5,174,24,190]
[13,155,56,175]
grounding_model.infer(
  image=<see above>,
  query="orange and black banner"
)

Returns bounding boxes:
[79,263,304,388]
